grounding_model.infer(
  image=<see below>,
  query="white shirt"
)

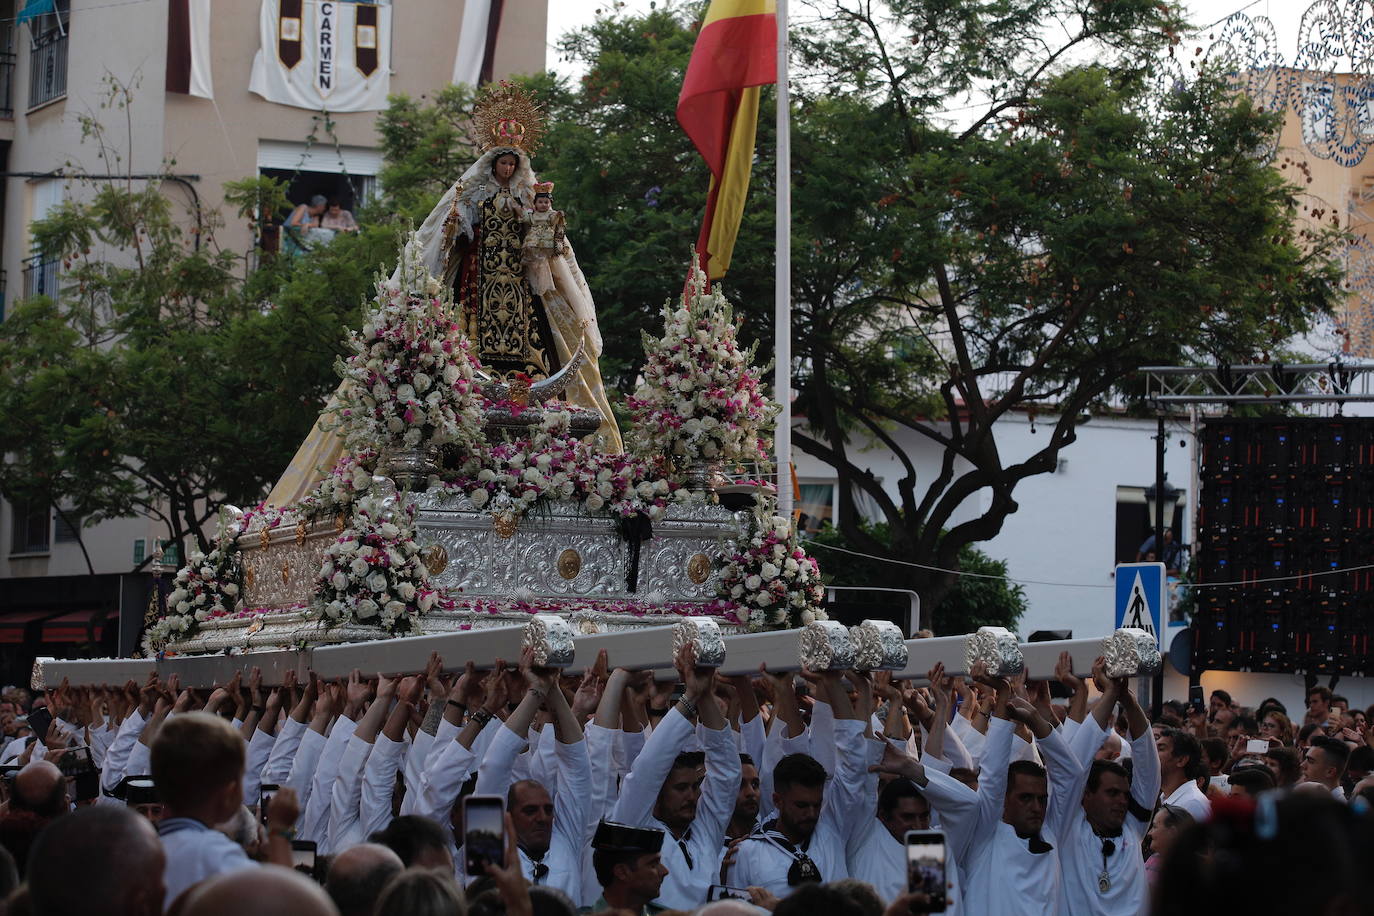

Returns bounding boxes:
[960,719,1079,916]
[158,817,256,909]
[1161,779,1211,822]
[475,723,595,901]
[1058,721,1161,916]
[613,707,741,909]
[262,716,307,785]
[360,732,408,838]
[300,714,355,842]
[242,726,276,807]
[326,733,374,853]
[728,719,868,900]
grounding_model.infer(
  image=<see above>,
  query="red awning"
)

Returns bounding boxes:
[0,610,59,644]
[41,610,107,644]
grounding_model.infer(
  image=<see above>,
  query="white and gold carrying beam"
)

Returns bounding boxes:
[33,625,1157,689]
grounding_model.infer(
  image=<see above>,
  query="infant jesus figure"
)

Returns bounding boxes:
[523,181,569,295]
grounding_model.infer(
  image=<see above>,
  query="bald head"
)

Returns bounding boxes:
[28,804,165,916]
[13,760,66,816]
[183,865,338,916]
[326,843,403,916]
[698,902,759,916]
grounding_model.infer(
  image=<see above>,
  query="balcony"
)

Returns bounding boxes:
[0,29,14,119]
[28,29,65,111]
[21,256,57,302]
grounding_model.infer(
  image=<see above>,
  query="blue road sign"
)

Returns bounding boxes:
[1115,562,1164,645]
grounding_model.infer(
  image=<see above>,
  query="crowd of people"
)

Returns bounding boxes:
[0,644,1370,916]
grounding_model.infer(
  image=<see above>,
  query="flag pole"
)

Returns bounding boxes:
[774,0,793,518]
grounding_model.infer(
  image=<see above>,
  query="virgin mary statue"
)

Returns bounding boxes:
[265,86,622,507]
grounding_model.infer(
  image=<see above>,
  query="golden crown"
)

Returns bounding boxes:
[472,81,545,155]
[533,181,555,196]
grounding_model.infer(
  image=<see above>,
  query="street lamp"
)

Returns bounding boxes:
[1143,478,1181,532]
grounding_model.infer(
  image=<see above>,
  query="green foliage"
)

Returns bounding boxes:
[808,521,1026,635]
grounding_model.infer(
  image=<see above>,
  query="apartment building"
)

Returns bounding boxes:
[0,0,547,680]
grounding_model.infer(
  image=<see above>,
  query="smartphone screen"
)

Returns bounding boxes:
[906,830,947,912]
[27,708,53,744]
[259,783,279,825]
[708,885,753,902]
[1245,738,1269,755]
[290,840,318,880]
[463,794,506,876]
[1188,685,1205,715]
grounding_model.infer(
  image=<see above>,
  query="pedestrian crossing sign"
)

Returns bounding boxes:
[1114,562,1164,646]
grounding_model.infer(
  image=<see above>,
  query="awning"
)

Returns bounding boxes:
[17,0,55,27]
[0,610,58,644]
[41,610,109,644]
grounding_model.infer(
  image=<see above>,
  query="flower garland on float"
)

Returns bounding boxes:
[718,512,827,629]
[627,263,777,467]
[142,517,245,654]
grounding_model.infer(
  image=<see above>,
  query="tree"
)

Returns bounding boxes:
[809,522,1026,634]
[536,1,1344,611]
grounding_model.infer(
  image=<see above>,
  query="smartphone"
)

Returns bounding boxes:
[56,746,94,778]
[462,794,506,876]
[290,840,318,881]
[1245,738,1269,755]
[905,829,947,912]
[1188,685,1205,716]
[259,783,280,825]
[708,885,753,902]
[26,707,53,744]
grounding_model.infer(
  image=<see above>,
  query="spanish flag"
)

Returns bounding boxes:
[678,0,777,281]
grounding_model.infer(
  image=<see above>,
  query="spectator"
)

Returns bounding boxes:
[325,842,403,916]
[374,868,466,916]
[26,805,164,916]
[1302,735,1350,800]
[1258,710,1294,746]
[180,865,338,916]
[1155,729,1210,820]
[1143,804,1193,885]
[1226,766,1276,799]
[1262,746,1302,788]
[0,760,68,873]
[152,712,299,908]
[1304,685,1333,727]
[1207,690,1233,720]
[283,195,328,255]
[587,821,667,915]
[370,815,454,871]
[321,199,359,234]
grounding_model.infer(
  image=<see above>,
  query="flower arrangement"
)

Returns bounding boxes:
[142,537,245,655]
[327,235,486,458]
[718,514,828,629]
[310,493,437,634]
[445,408,694,524]
[297,449,379,519]
[627,263,777,467]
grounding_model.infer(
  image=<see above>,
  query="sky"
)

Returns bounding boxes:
[546,0,1314,77]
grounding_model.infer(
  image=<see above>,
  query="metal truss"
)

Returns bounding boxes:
[1142,363,1374,405]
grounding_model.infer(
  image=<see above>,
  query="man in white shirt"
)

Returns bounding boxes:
[152,712,299,909]
[1155,728,1210,821]
[474,646,594,899]
[1057,669,1160,916]
[959,668,1081,916]
[726,669,868,900]
[1302,736,1350,801]
[611,644,740,910]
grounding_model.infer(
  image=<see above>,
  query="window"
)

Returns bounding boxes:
[24,178,63,302]
[26,0,68,110]
[255,140,381,254]
[132,538,146,565]
[53,509,81,543]
[9,500,50,555]
[0,25,16,118]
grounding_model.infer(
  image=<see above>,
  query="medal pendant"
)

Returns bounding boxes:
[1098,873,1110,893]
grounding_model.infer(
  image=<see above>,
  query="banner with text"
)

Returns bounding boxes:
[249,0,391,112]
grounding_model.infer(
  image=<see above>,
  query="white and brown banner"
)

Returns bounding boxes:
[249,0,391,112]
[451,0,503,88]
[166,0,214,99]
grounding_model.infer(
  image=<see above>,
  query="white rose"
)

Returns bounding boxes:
[585,493,605,511]
[222,583,239,596]
[760,562,780,579]
[380,523,401,539]
[470,489,490,508]
[745,575,762,591]
[337,539,358,555]
[385,600,406,618]
[331,571,348,591]
[398,582,417,601]
[784,559,799,574]
[350,557,369,577]
[367,573,388,592]
[356,598,379,619]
